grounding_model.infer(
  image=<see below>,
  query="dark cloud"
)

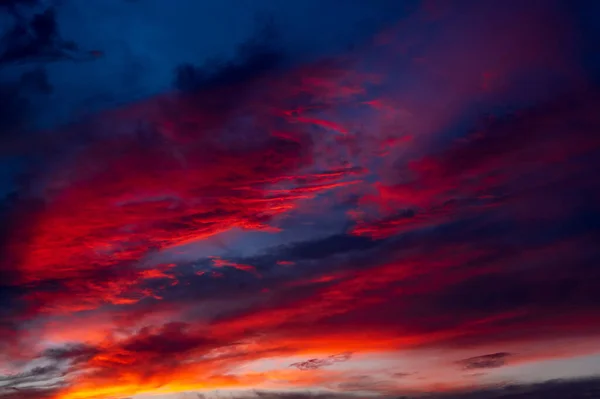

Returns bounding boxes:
[336,374,400,393]
[0,4,101,66]
[422,377,600,399]
[291,352,352,371]
[43,344,99,364]
[0,0,39,11]
[273,233,385,275]
[456,353,512,370]
[0,387,61,399]
[236,392,362,399]
[272,234,382,262]
[119,322,215,355]
[174,16,283,92]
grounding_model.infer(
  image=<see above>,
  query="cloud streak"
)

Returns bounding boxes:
[456,353,512,371]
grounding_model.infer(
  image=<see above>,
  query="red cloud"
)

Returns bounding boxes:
[2,58,368,317]
[2,1,599,399]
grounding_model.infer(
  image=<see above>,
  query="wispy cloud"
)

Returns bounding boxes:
[1,1,599,398]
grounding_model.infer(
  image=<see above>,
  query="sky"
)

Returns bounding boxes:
[1,0,600,398]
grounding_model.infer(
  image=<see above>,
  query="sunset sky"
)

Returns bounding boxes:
[1,1,600,398]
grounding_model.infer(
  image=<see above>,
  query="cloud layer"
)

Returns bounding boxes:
[1,1,600,398]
